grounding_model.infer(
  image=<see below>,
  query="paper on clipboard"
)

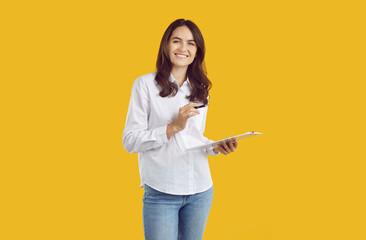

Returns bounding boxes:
[187,131,262,151]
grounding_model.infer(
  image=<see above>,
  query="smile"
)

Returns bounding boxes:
[175,53,189,58]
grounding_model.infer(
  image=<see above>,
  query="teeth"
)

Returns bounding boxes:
[176,54,188,58]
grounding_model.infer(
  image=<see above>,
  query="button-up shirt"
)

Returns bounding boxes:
[123,72,218,195]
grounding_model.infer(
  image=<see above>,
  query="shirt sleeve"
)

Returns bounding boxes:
[122,77,169,153]
[199,104,219,156]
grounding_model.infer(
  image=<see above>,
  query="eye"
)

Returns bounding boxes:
[173,40,179,43]
[189,42,195,46]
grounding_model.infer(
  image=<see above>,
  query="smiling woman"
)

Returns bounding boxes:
[122,18,238,240]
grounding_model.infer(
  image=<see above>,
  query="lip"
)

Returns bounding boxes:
[174,53,189,58]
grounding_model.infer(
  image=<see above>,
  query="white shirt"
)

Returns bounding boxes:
[123,72,218,195]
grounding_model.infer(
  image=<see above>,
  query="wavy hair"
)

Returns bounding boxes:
[155,19,212,105]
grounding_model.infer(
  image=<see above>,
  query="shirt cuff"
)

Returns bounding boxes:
[156,125,169,145]
[206,147,219,156]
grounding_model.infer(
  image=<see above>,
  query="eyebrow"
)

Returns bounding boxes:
[171,37,195,42]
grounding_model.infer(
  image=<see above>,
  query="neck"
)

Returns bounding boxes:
[171,67,188,87]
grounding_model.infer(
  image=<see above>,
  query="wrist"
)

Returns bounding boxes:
[167,122,181,139]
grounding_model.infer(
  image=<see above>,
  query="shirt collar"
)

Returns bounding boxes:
[169,73,192,89]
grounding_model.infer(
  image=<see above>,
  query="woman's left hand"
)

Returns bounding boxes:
[213,139,238,155]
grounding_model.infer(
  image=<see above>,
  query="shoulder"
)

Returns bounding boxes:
[135,72,157,84]
[132,72,157,90]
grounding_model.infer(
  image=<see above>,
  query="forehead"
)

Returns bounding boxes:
[170,26,194,41]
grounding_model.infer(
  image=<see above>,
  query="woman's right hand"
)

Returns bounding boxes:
[166,103,200,139]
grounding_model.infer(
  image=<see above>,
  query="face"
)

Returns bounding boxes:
[168,26,197,70]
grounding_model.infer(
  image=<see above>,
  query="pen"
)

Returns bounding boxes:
[194,105,207,109]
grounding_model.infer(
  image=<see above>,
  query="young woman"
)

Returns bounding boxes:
[123,19,238,240]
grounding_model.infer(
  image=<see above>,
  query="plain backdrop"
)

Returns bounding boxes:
[1,0,365,239]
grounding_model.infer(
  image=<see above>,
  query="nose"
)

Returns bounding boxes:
[178,42,188,51]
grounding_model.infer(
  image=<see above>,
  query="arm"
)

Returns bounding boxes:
[122,78,169,153]
[122,77,200,153]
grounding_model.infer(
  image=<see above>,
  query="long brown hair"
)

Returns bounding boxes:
[155,19,212,105]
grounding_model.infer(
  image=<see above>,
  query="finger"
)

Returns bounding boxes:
[181,107,197,117]
[179,104,198,114]
[233,140,238,149]
[185,109,200,117]
[183,103,200,109]
[228,141,236,152]
[187,108,199,115]
[189,108,200,114]
[222,142,231,153]
[187,112,199,118]
[183,104,200,112]
[213,146,220,154]
[218,145,228,155]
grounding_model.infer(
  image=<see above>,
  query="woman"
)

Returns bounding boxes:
[123,19,238,240]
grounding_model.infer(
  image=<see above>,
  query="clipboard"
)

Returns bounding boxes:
[187,131,262,151]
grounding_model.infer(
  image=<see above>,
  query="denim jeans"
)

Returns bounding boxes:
[142,185,214,240]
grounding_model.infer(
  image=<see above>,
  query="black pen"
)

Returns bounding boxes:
[194,105,207,109]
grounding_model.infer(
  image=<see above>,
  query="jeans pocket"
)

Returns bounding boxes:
[145,185,163,196]
[143,184,164,199]
[143,185,181,204]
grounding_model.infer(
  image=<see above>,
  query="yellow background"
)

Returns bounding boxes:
[1,0,365,239]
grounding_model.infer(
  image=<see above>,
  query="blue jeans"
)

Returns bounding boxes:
[142,185,214,240]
